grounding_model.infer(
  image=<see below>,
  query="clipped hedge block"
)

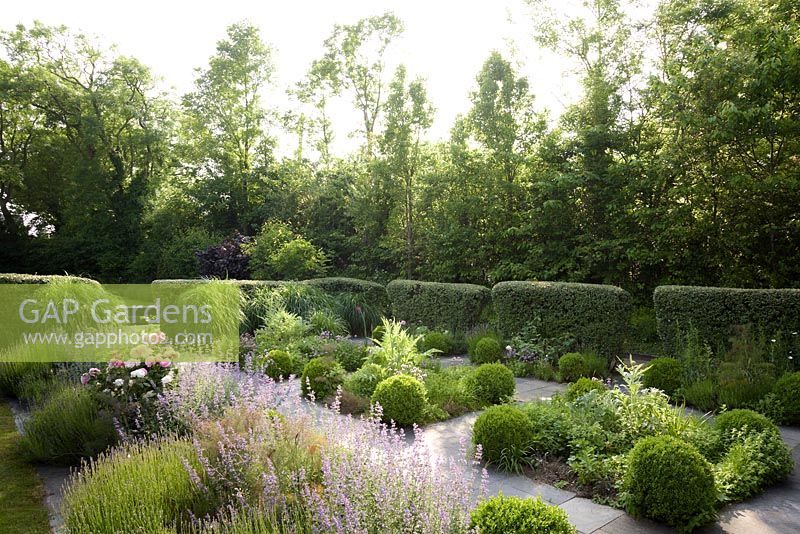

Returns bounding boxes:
[303,277,389,312]
[386,279,492,332]
[152,279,285,295]
[0,273,98,284]
[492,281,631,355]
[654,285,800,354]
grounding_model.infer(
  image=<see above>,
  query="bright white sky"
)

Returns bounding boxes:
[3,0,656,157]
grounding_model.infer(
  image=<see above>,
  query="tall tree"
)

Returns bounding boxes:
[182,22,274,233]
[314,12,403,158]
[1,22,170,279]
[379,65,434,277]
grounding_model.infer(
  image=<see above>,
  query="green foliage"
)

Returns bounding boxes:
[309,309,348,336]
[565,377,606,402]
[20,386,116,465]
[715,409,779,449]
[63,439,204,533]
[330,342,369,372]
[492,281,631,355]
[424,366,480,418]
[257,349,299,380]
[467,363,515,405]
[681,380,718,412]
[643,358,683,396]
[557,353,586,382]
[469,494,576,534]
[305,277,389,335]
[472,405,534,468]
[368,318,434,375]
[623,436,717,532]
[0,361,51,398]
[471,337,503,364]
[256,310,309,347]
[519,401,573,458]
[629,306,658,347]
[387,279,492,332]
[654,286,800,355]
[371,373,427,426]
[300,357,345,401]
[771,372,800,425]
[715,429,794,503]
[344,363,386,398]
[420,331,454,355]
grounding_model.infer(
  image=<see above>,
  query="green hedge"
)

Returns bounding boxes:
[654,285,800,354]
[152,279,285,295]
[0,273,98,284]
[303,277,389,312]
[386,280,492,332]
[492,281,631,355]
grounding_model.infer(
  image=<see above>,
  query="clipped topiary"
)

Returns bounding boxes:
[472,405,534,468]
[468,363,516,405]
[772,372,800,425]
[259,350,297,380]
[565,377,606,401]
[371,374,427,426]
[623,436,717,532]
[471,337,503,364]
[557,353,586,383]
[470,494,576,534]
[715,409,779,449]
[643,357,683,396]
[300,357,345,401]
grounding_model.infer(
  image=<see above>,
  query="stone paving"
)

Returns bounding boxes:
[430,356,800,533]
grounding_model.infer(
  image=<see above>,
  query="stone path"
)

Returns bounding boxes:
[429,357,800,533]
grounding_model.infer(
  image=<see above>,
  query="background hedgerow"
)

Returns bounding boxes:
[492,281,631,356]
[654,285,800,355]
[387,279,492,332]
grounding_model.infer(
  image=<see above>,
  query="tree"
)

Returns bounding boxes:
[1,22,171,280]
[379,65,434,277]
[314,12,403,158]
[182,22,274,233]
[464,51,545,184]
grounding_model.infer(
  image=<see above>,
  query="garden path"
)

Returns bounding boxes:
[428,357,800,533]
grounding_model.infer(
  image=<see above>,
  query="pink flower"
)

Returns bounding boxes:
[130,368,148,379]
[80,373,90,385]
[88,367,101,376]
[159,361,171,368]
[109,360,125,368]
[399,320,407,326]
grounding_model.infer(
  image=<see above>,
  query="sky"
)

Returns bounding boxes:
[2,0,654,156]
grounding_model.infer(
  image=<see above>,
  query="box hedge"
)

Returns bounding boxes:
[653,285,800,354]
[0,273,98,284]
[386,279,492,332]
[492,281,631,355]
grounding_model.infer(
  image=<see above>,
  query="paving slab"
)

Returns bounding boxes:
[597,514,675,534]
[560,497,625,534]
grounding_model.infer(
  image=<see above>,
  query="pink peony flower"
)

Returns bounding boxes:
[159,361,171,368]
[88,367,102,376]
[80,373,90,385]
[109,360,125,368]
[130,368,148,379]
